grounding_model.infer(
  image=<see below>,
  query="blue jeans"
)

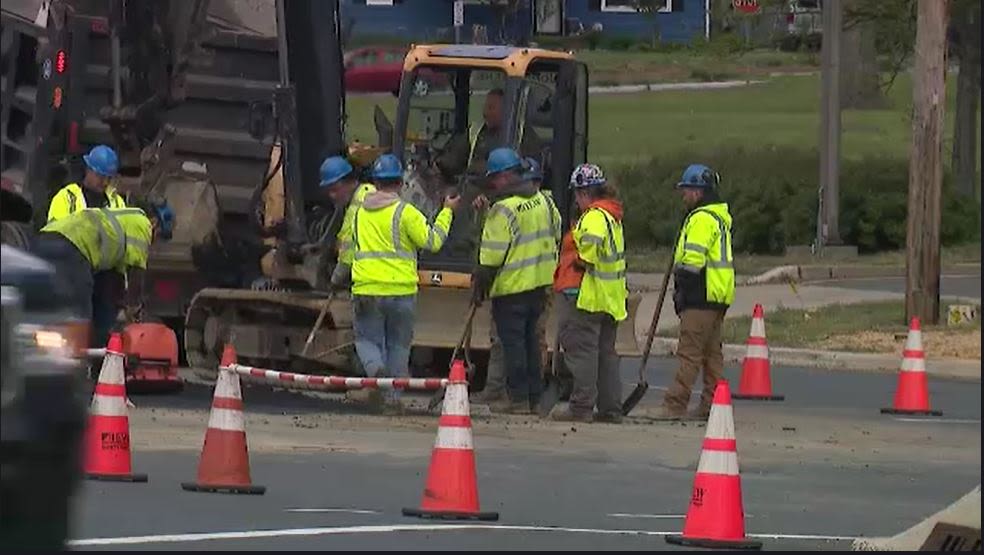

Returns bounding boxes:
[352,294,416,400]
[491,288,547,404]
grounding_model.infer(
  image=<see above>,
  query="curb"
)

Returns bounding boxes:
[648,338,981,382]
[744,263,980,285]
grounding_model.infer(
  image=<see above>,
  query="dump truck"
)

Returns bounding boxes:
[2,0,641,387]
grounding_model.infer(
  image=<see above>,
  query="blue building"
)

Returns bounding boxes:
[341,0,709,46]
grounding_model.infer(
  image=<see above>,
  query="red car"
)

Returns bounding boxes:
[344,46,444,96]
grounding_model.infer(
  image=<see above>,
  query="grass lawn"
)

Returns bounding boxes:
[575,49,819,85]
[346,73,974,168]
[661,300,982,359]
[624,243,983,274]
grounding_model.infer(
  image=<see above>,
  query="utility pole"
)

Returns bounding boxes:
[905,0,949,325]
[817,0,842,251]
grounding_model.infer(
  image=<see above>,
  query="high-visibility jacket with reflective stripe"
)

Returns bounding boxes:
[480,191,561,298]
[41,207,152,272]
[336,183,376,266]
[47,182,126,223]
[674,202,735,308]
[573,206,627,321]
[351,200,453,296]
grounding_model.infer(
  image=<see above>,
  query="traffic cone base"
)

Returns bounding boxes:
[734,305,783,402]
[404,360,498,521]
[182,345,265,495]
[666,534,762,550]
[83,333,147,483]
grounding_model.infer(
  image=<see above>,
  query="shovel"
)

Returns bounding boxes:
[621,225,685,416]
[427,303,479,411]
[300,291,336,358]
[537,301,564,417]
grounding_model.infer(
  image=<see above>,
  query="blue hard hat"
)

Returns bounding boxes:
[371,153,403,180]
[152,201,174,241]
[676,164,720,189]
[319,156,354,187]
[521,157,543,181]
[83,145,119,177]
[485,147,522,176]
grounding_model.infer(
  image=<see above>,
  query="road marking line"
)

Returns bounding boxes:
[284,508,380,515]
[893,418,981,425]
[607,513,684,519]
[68,524,859,546]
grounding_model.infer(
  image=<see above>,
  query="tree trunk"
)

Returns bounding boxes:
[905,0,948,326]
[840,0,885,109]
[951,1,980,198]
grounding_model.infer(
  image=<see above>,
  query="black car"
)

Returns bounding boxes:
[1,188,87,549]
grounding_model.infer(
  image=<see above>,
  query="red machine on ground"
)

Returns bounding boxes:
[120,323,182,393]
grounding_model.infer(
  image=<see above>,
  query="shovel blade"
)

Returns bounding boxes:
[537,378,563,417]
[621,382,649,416]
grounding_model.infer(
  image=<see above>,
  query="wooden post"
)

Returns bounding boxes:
[905,0,949,325]
[818,0,842,249]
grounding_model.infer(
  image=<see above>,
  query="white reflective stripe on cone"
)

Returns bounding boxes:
[705,405,735,441]
[442,384,470,416]
[904,330,923,351]
[900,357,927,373]
[91,394,128,417]
[98,355,126,385]
[207,407,246,432]
[216,370,244,400]
[696,449,740,476]
[744,344,769,360]
[434,426,474,450]
[750,317,766,338]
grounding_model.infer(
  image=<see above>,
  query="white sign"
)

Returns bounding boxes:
[453,0,464,27]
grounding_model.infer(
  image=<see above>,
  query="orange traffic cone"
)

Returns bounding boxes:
[733,304,784,401]
[667,380,761,550]
[403,359,498,521]
[881,317,942,417]
[181,344,265,494]
[83,333,148,482]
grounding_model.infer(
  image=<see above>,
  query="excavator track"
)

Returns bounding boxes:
[184,287,359,379]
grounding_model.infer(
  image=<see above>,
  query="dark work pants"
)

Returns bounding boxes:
[31,233,94,321]
[91,271,124,349]
[491,287,547,404]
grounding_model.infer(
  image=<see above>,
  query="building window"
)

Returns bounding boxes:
[366,0,394,6]
[600,0,672,13]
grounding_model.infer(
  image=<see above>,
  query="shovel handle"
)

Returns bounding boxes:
[301,291,335,358]
[635,223,685,383]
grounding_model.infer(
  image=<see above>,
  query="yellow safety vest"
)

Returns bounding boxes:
[351,198,453,296]
[40,207,152,273]
[480,191,560,298]
[573,206,627,321]
[336,183,376,266]
[673,202,735,307]
[47,182,126,223]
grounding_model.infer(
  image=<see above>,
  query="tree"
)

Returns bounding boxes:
[840,0,885,108]
[949,0,981,199]
[843,0,917,91]
[905,0,948,325]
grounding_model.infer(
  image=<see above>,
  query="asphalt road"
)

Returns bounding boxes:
[67,358,980,551]
[813,275,981,301]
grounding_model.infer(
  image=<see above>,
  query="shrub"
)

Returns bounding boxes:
[611,146,981,255]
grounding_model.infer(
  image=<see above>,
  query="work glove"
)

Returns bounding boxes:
[123,304,144,324]
[329,262,352,292]
[471,266,494,307]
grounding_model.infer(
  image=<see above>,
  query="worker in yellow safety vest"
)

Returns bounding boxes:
[46,144,128,350]
[32,200,174,336]
[653,164,735,421]
[316,155,376,290]
[549,163,627,423]
[473,148,560,415]
[351,153,460,412]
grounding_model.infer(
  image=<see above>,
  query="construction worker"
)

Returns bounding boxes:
[351,153,460,412]
[653,164,734,421]
[473,148,560,414]
[549,164,627,423]
[317,155,376,290]
[31,201,174,327]
[474,157,556,405]
[47,145,128,349]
